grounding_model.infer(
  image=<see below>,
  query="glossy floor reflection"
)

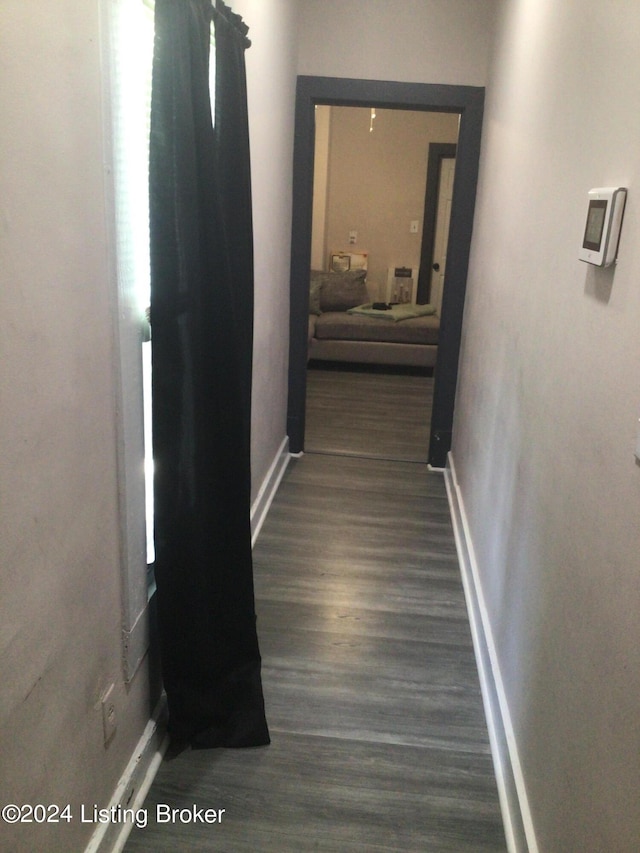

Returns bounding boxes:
[125,453,506,852]
[304,365,433,462]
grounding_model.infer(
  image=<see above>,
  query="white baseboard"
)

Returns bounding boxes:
[444,453,538,853]
[251,436,291,548]
[84,698,168,853]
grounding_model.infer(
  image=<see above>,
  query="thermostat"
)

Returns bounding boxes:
[579,187,627,267]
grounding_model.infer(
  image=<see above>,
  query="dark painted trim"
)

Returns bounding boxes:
[417,142,457,304]
[287,76,484,467]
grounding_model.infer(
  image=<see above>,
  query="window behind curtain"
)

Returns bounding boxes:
[110,0,155,564]
[110,0,216,566]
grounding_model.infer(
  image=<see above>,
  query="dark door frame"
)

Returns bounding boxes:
[286,76,484,468]
[417,142,458,304]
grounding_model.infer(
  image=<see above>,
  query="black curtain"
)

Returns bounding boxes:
[149,0,269,749]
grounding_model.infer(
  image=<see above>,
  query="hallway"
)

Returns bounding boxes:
[125,449,506,851]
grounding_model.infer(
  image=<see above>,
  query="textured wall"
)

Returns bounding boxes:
[452,1,640,850]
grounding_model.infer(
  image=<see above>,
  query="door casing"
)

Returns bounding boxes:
[287,76,484,468]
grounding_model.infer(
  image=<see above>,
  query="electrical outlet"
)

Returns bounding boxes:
[349,230,357,244]
[101,683,117,743]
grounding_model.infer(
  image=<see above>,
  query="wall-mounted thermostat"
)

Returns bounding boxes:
[579,187,627,267]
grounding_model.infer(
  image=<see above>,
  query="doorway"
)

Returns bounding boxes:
[305,107,457,463]
[287,76,485,468]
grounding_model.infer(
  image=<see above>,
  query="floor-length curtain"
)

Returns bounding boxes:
[149,0,269,750]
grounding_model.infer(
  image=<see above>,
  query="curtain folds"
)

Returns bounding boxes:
[149,0,269,750]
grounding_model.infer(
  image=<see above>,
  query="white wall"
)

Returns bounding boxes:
[452,1,640,850]
[0,2,151,851]
[298,0,498,85]
[232,0,299,503]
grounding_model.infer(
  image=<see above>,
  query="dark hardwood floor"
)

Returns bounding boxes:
[304,365,433,462]
[124,368,506,852]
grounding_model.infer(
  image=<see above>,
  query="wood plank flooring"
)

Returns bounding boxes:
[304,365,433,462]
[125,368,505,852]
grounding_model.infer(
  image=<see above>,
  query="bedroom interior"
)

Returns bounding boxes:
[305,104,459,461]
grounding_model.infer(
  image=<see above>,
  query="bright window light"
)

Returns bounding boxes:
[111,1,216,567]
[112,0,155,564]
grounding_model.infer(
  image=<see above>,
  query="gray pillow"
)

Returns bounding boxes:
[317,269,368,312]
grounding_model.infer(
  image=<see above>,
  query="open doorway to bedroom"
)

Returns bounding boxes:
[304,105,458,462]
[287,77,484,469]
